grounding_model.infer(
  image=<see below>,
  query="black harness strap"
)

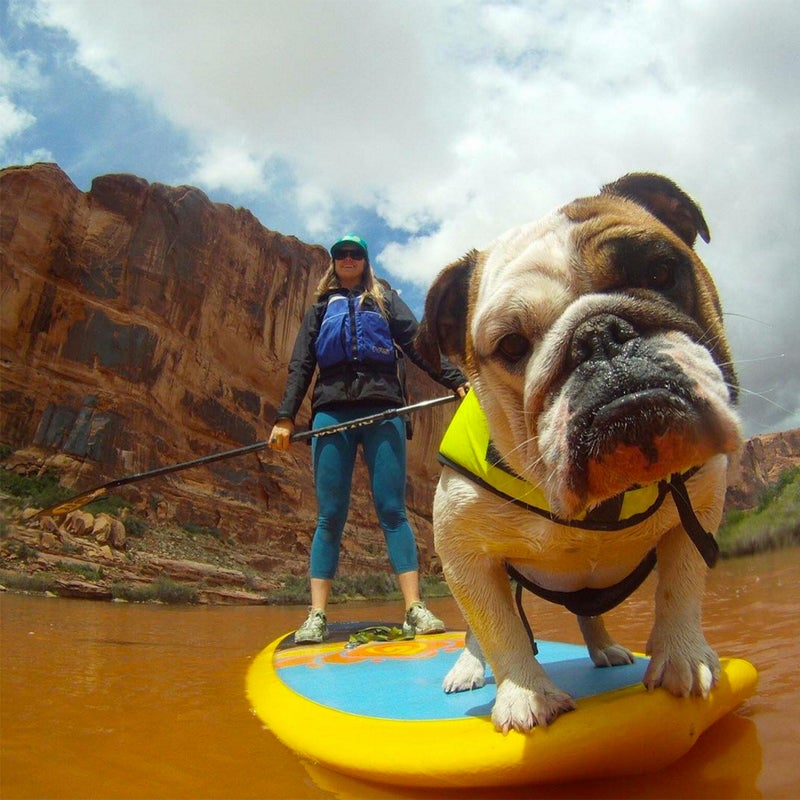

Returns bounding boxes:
[514,581,539,656]
[508,471,718,652]
[507,549,658,619]
[666,472,719,568]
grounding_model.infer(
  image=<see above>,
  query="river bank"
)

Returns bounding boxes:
[2,489,797,608]
[0,498,451,605]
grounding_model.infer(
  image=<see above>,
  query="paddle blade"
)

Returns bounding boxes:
[37,487,109,519]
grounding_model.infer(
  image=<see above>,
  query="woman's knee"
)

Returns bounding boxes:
[374,504,408,531]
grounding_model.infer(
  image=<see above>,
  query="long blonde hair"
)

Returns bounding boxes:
[315,257,387,315]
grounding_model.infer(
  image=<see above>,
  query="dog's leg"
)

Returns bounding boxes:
[577,615,634,667]
[644,525,719,697]
[445,557,576,732]
[443,626,487,692]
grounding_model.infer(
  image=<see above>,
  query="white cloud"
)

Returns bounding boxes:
[0,95,35,146]
[21,146,55,163]
[0,37,43,151]
[188,142,269,195]
[29,0,467,198]
[7,0,800,435]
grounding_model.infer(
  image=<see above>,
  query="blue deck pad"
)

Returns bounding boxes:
[276,638,649,722]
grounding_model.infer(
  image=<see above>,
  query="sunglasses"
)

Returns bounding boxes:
[334,249,365,261]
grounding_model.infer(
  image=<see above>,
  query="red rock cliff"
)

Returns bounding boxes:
[725,428,800,513]
[0,163,454,576]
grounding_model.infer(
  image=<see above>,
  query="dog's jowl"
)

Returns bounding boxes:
[415,173,742,734]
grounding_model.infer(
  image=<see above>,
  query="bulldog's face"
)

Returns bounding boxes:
[417,174,742,518]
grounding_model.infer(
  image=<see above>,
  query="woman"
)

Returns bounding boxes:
[268,234,467,644]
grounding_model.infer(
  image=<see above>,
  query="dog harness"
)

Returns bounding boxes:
[438,391,719,641]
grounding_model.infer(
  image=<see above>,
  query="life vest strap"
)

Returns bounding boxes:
[666,472,719,568]
[439,451,671,531]
[507,549,658,619]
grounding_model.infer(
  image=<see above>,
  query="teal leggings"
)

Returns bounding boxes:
[309,405,419,579]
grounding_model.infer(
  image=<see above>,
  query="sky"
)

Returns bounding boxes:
[2,0,798,438]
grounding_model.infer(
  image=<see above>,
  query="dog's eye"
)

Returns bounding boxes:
[612,238,687,296]
[496,333,530,363]
[644,260,677,291]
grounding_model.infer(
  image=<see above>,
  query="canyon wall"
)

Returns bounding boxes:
[0,163,453,576]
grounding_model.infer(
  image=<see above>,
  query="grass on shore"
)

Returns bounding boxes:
[266,572,450,605]
[0,566,445,606]
[718,467,800,557]
[0,568,199,604]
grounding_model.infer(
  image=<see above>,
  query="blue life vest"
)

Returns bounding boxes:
[316,294,397,372]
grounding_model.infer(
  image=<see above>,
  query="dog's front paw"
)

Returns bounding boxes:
[492,679,576,733]
[443,649,486,693]
[644,640,720,697]
[578,615,634,668]
[588,643,635,668]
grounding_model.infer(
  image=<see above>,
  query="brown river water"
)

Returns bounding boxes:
[1,547,798,800]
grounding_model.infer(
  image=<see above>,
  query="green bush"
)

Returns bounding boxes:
[84,495,134,517]
[721,508,747,528]
[111,577,198,604]
[11,541,38,562]
[111,582,153,602]
[0,468,73,509]
[182,523,223,540]
[421,575,452,598]
[333,572,398,598]
[267,574,310,604]
[754,466,799,513]
[265,571,451,604]
[123,515,149,537]
[54,560,104,581]
[152,576,199,604]
[0,570,52,593]
[719,468,800,557]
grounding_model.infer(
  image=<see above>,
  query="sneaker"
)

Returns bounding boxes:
[403,601,445,636]
[294,609,329,644]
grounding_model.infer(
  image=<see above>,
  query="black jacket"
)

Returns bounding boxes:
[275,285,465,422]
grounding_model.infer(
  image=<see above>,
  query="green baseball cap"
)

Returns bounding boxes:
[331,234,368,259]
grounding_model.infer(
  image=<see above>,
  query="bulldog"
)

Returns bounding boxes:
[415,173,742,734]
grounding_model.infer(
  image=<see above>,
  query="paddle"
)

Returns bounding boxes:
[37,394,459,518]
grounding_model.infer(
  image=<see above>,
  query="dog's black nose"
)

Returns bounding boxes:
[570,314,638,366]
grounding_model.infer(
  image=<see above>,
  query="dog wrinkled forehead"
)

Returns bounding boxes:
[477,211,574,299]
[471,212,579,346]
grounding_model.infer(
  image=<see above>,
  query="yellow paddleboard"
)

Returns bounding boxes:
[246,623,757,789]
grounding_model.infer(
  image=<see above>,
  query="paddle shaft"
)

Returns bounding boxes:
[38,394,459,517]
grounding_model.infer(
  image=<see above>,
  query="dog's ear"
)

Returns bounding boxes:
[415,250,477,369]
[602,173,710,247]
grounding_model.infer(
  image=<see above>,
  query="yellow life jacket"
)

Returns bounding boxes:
[437,391,718,620]
[438,389,666,530]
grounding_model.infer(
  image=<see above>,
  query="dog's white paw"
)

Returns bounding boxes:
[643,641,720,697]
[491,679,576,733]
[443,649,486,693]
[588,642,635,668]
